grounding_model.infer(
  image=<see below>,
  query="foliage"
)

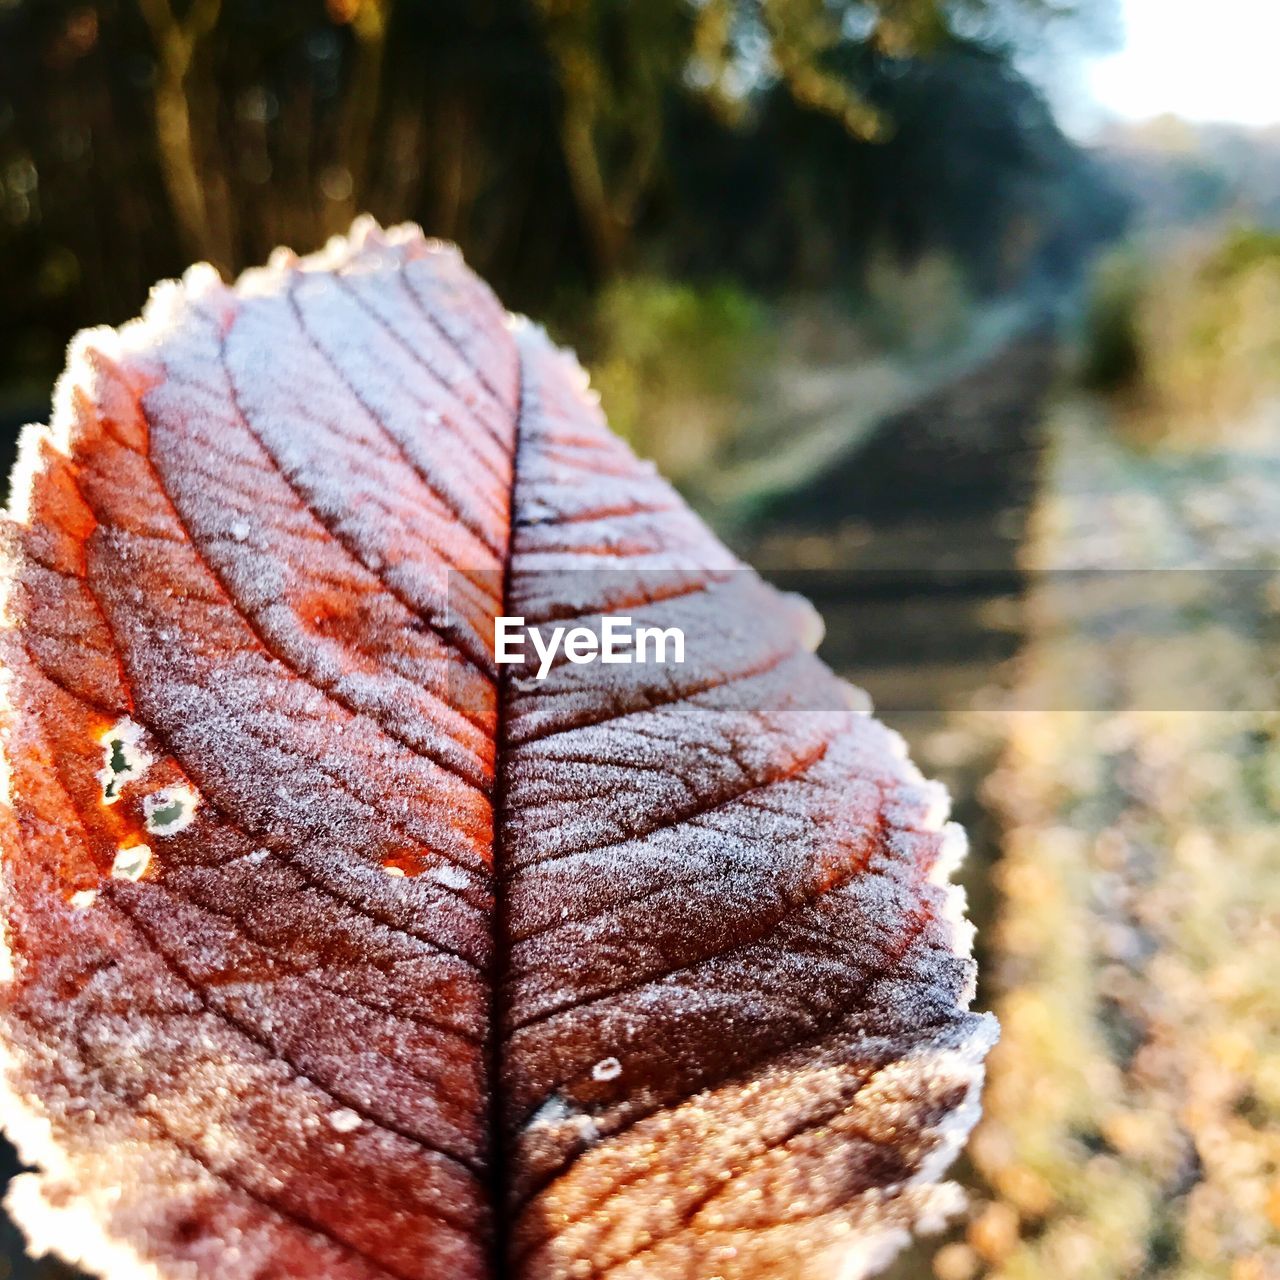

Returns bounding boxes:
[1094,226,1280,444]
[580,275,771,478]
[0,0,1125,397]
[1203,224,1280,283]
[1080,249,1145,392]
[862,248,972,356]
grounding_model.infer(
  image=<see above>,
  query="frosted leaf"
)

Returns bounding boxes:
[0,219,992,1280]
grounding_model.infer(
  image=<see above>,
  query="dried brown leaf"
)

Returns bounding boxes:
[0,219,994,1280]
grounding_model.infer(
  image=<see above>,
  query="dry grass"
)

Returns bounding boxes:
[958,400,1280,1280]
[1085,228,1280,449]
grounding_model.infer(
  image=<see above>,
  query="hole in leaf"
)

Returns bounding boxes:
[111,845,152,882]
[380,850,422,878]
[143,785,199,836]
[96,718,152,804]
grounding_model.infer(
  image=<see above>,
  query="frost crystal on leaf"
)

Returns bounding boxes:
[432,864,469,890]
[328,1108,362,1134]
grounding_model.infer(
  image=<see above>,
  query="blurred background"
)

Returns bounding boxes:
[1,1,1278,1277]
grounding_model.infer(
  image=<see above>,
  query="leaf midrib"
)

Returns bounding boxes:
[485,324,528,1280]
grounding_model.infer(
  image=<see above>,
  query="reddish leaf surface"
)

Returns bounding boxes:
[0,220,995,1280]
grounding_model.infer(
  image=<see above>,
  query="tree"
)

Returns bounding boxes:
[531,0,1120,275]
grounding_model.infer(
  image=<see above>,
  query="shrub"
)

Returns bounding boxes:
[582,277,770,479]
[1093,226,1280,445]
[861,248,973,358]
[1081,249,1145,394]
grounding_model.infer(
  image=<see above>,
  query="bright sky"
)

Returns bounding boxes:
[1086,0,1280,127]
